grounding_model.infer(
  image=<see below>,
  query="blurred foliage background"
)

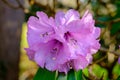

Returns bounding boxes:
[0,0,120,80]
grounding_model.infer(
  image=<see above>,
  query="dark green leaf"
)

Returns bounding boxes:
[117,76,120,80]
[75,70,82,80]
[111,22,120,35]
[67,69,76,80]
[34,67,56,80]
[96,16,111,22]
[96,24,106,28]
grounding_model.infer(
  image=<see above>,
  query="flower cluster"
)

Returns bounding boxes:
[26,9,101,73]
[118,45,120,64]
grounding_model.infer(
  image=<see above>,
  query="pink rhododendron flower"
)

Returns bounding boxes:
[118,57,120,64]
[26,9,101,73]
[118,45,120,64]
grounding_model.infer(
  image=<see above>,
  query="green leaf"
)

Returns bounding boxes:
[96,16,111,22]
[75,70,82,80]
[33,67,56,80]
[111,22,120,35]
[117,76,120,80]
[96,24,106,28]
[67,69,76,80]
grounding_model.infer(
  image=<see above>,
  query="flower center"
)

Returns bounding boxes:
[50,40,63,60]
[64,32,78,48]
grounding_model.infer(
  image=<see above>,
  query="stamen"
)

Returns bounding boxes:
[40,32,48,37]
[69,38,78,49]
[70,39,77,45]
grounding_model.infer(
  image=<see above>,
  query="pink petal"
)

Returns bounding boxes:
[118,57,120,64]
[45,41,70,71]
[34,50,46,68]
[55,9,80,26]
[73,55,89,70]
[25,48,35,60]
[66,20,92,35]
[58,63,70,74]
[36,11,49,22]
[27,13,55,46]
[65,9,80,25]
[55,11,65,25]
[93,27,101,38]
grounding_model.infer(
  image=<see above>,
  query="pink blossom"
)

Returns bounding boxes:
[118,57,120,64]
[26,9,101,73]
[118,45,120,64]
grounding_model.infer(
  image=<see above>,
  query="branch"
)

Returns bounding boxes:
[53,0,56,11]
[2,0,20,9]
[76,0,80,10]
[33,0,55,15]
[16,0,30,13]
[91,47,119,64]
[16,0,24,10]
[94,55,107,64]
[96,18,120,24]
[2,0,29,13]
[100,47,120,56]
